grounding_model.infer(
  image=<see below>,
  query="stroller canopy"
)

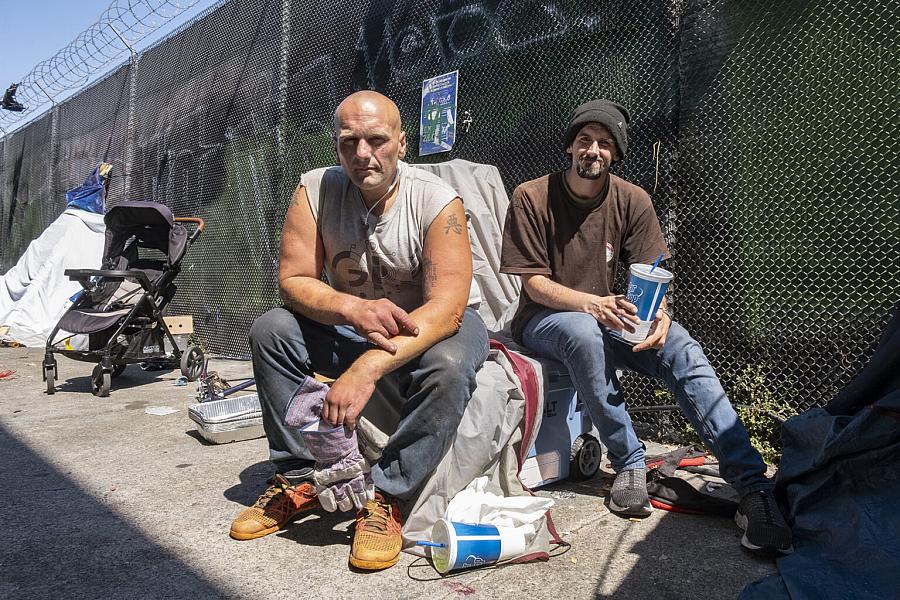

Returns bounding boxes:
[103,201,189,267]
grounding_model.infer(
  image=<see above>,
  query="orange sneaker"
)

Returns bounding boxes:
[229,474,319,540]
[349,492,403,570]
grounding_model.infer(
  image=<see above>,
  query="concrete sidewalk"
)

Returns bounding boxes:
[0,347,775,599]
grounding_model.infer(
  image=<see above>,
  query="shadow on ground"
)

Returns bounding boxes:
[542,470,614,498]
[539,468,771,598]
[592,510,773,598]
[222,460,355,548]
[223,460,276,506]
[0,422,230,600]
[56,364,175,395]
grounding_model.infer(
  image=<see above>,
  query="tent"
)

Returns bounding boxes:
[0,164,110,347]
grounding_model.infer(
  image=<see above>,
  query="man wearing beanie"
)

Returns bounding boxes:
[500,99,793,556]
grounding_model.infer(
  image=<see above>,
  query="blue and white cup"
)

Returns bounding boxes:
[617,263,673,344]
[429,519,527,574]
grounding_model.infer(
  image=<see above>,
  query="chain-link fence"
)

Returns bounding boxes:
[2,0,898,422]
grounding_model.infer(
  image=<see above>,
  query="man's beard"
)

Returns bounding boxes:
[575,159,608,180]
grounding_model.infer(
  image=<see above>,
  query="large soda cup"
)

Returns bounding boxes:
[429,519,528,574]
[617,263,673,344]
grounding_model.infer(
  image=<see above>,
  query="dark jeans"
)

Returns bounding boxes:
[249,306,489,501]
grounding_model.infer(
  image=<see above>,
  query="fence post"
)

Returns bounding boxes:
[109,23,138,199]
[278,0,291,180]
[34,81,60,224]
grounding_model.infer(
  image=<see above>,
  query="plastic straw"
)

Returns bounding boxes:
[649,253,664,273]
[415,541,446,548]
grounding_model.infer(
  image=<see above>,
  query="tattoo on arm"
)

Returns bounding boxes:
[422,255,439,289]
[443,214,463,235]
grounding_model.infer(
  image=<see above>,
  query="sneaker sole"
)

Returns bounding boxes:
[349,553,401,571]
[230,525,281,541]
[734,510,794,555]
[734,509,748,531]
[229,504,318,541]
[607,497,653,517]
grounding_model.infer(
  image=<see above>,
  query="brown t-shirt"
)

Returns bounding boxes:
[500,171,670,342]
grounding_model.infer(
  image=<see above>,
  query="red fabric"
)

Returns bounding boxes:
[649,497,704,515]
[645,456,706,470]
[489,339,540,469]
[488,339,567,547]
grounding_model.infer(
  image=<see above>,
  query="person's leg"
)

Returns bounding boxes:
[609,321,770,495]
[369,307,490,501]
[522,309,646,472]
[351,307,488,570]
[249,307,369,477]
[611,321,792,553]
[233,307,372,541]
[522,309,652,516]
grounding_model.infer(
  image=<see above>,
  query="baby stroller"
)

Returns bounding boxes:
[43,201,205,397]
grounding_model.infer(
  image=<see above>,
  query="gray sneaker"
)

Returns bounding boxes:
[608,468,653,517]
[735,489,794,555]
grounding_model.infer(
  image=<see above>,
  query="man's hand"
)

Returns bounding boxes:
[347,297,419,353]
[581,294,639,332]
[632,309,671,352]
[322,368,376,430]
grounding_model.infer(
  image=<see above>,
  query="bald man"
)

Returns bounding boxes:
[229,91,488,570]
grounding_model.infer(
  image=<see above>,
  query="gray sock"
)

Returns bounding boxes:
[277,466,315,486]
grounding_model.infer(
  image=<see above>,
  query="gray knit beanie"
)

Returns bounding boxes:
[563,100,630,161]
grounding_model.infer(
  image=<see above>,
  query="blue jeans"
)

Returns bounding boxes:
[249,306,489,501]
[522,309,771,496]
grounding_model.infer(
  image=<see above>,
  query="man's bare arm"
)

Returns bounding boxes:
[279,184,417,349]
[348,199,472,377]
[279,184,354,323]
[524,274,674,351]
[522,273,638,332]
[323,198,474,427]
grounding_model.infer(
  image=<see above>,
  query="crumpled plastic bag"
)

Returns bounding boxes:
[445,476,554,541]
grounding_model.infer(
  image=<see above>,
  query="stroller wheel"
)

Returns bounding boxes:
[180,346,205,382]
[45,366,57,395]
[91,364,111,397]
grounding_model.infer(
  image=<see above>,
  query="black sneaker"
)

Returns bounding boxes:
[608,468,653,517]
[735,489,793,555]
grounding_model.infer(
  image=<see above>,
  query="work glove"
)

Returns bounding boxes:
[302,423,375,512]
[284,375,375,512]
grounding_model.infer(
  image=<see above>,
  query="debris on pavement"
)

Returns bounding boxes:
[145,406,180,416]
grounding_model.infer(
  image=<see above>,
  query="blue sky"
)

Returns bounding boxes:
[1,1,216,116]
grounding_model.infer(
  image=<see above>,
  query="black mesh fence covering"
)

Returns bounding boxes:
[675,0,900,418]
[55,65,131,208]
[1,113,55,268]
[1,0,898,425]
[129,0,284,348]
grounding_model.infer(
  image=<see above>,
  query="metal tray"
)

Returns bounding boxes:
[188,394,265,444]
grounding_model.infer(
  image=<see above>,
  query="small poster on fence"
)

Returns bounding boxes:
[419,71,458,156]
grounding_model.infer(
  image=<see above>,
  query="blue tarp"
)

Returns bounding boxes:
[65,163,111,214]
[741,306,900,599]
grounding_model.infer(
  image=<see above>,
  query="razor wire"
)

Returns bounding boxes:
[0,0,205,134]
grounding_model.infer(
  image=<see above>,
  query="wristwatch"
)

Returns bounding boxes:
[663,305,674,320]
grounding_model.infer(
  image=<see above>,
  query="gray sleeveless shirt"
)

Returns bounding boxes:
[301,161,481,313]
